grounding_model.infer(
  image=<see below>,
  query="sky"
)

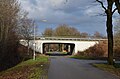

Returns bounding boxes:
[19,0,119,36]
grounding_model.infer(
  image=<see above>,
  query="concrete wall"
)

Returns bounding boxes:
[74,41,98,54]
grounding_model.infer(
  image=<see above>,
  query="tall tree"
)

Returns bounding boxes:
[96,0,120,65]
[0,0,22,70]
[0,0,20,56]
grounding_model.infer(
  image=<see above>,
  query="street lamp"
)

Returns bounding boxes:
[33,19,47,60]
[33,24,36,60]
[41,19,47,22]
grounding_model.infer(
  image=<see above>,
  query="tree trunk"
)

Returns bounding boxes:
[107,17,114,65]
[106,1,114,65]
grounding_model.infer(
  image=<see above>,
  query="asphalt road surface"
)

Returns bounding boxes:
[48,56,119,79]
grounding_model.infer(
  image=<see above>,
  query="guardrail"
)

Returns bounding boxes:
[36,37,108,41]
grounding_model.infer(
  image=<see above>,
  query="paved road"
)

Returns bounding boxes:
[48,56,119,79]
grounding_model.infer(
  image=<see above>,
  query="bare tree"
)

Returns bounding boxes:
[114,19,120,34]
[0,0,22,70]
[19,16,35,55]
[114,19,120,47]
[96,0,120,65]
[0,0,20,55]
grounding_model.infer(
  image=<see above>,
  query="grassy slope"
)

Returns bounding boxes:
[71,55,120,78]
[93,63,120,77]
[71,55,107,60]
[0,56,49,79]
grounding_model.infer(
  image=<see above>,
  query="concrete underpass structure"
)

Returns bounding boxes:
[20,37,107,55]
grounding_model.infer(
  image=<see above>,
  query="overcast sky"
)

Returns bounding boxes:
[19,0,119,36]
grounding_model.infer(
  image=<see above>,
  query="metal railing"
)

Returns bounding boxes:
[36,36,108,41]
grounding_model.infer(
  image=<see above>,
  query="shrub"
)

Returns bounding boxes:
[114,47,120,57]
[17,44,33,60]
[76,41,108,57]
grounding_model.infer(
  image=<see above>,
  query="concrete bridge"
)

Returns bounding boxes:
[20,37,107,55]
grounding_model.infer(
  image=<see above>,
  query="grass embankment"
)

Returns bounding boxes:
[0,56,49,79]
[93,63,120,77]
[71,55,107,60]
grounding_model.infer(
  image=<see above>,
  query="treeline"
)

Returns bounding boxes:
[0,0,34,71]
[42,24,106,38]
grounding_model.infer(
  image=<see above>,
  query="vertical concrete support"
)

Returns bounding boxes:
[68,45,70,52]
[74,43,79,54]
[58,44,60,52]
[70,44,75,55]
[40,43,43,54]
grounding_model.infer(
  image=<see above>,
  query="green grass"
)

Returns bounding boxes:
[0,56,49,79]
[93,63,120,77]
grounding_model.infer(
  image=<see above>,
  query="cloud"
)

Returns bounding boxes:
[19,0,108,35]
[19,0,98,22]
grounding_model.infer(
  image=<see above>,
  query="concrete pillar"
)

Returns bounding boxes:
[68,45,70,52]
[40,43,43,54]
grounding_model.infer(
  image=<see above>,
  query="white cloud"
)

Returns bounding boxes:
[18,0,109,35]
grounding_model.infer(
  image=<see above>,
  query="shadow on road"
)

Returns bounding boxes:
[45,53,70,56]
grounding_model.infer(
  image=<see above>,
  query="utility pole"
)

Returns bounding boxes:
[33,24,36,60]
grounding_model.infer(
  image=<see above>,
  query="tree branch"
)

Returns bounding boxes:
[112,8,117,14]
[115,0,120,14]
[96,0,107,11]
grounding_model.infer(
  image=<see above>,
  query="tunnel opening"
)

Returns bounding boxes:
[42,43,75,56]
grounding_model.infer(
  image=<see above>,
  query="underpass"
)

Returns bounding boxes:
[20,37,107,55]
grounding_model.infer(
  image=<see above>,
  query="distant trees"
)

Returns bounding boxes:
[54,24,81,37]
[42,28,53,37]
[42,24,106,39]
[80,32,89,38]
[93,31,106,38]
[43,24,81,38]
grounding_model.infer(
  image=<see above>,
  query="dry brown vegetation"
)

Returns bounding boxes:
[75,39,120,60]
[76,41,108,58]
[0,56,49,79]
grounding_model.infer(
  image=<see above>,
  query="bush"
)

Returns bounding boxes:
[17,44,33,60]
[114,47,120,57]
[76,41,108,57]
